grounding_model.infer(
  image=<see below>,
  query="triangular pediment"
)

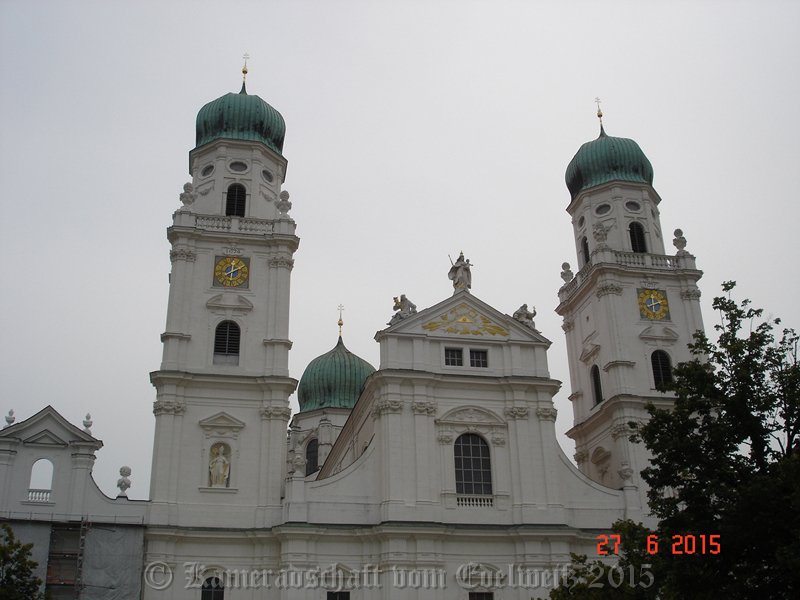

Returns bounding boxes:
[639,325,679,342]
[379,291,550,345]
[23,429,69,447]
[199,412,246,432]
[206,294,254,313]
[437,405,504,425]
[0,406,102,449]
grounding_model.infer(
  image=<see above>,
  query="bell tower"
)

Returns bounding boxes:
[148,66,298,527]
[556,110,704,492]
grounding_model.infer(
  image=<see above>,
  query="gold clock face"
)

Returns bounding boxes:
[638,288,669,320]
[213,256,249,288]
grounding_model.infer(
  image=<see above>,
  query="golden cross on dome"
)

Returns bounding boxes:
[337,304,345,336]
[242,53,250,81]
[595,97,603,124]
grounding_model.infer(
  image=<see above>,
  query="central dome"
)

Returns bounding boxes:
[297,337,376,412]
[195,83,286,155]
[565,126,654,200]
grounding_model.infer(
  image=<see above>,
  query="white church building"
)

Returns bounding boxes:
[0,74,704,599]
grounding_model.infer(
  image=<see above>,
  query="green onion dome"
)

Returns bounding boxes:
[565,126,654,200]
[297,337,376,412]
[195,83,286,155]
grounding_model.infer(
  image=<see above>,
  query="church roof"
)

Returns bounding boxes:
[297,337,376,413]
[194,82,286,155]
[565,125,654,200]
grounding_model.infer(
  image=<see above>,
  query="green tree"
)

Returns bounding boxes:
[637,281,800,599]
[0,523,45,600]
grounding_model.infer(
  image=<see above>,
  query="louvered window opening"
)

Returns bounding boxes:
[591,365,604,405]
[651,350,673,388]
[454,433,493,496]
[629,222,647,253]
[214,321,240,355]
[226,184,246,217]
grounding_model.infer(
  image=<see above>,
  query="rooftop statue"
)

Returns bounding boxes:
[448,252,473,293]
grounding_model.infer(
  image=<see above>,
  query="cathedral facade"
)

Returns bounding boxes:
[0,78,703,599]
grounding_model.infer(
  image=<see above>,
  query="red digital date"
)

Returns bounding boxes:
[597,533,721,555]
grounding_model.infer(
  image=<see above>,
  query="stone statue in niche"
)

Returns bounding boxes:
[179,182,197,207]
[448,252,473,292]
[208,443,231,487]
[389,294,417,325]
[513,304,537,329]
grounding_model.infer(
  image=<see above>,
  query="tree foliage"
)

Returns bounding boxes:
[544,282,800,598]
[0,523,45,600]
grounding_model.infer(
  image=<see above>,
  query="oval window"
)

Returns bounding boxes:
[625,200,642,212]
[201,164,214,177]
[229,161,248,172]
[262,169,274,183]
[595,203,611,216]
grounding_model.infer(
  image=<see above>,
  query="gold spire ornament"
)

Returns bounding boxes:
[242,53,250,81]
[337,304,345,336]
[595,97,603,124]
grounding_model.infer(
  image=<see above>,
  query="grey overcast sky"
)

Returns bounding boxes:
[1,0,798,499]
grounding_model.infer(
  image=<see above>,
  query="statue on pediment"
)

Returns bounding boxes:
[448,252,473,292]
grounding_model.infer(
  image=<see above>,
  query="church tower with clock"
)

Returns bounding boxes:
[147,66,298,528]
[556,112,705,492]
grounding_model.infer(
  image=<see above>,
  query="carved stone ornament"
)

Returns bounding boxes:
[437,432,454,444]
[672,228,688,255]
[680,288,702,301]
[83,413,93,434]
[618,462,635,481]
[179,182,197,207]
[535,407,558,421]
[611,422,638,440]
[503,407,529,420]
[562,318,574,332]
[596,282,623,297]
[371,398,403,419]
[170,248,197,263]
[260,406,292,420]
[223,242,243,256]
[411,400,436,416]
[574,450,588,464]
[197,180,215,196]
[388,294,418,326]
[276,190,292,216]
[153,400,186,416]
[268,256,295,270]
[422,303,509,337]
[640,278,659,289]
[490,434,506,446]
[116,466,132,497]
[560,262,574,283]
[592,222,609,245]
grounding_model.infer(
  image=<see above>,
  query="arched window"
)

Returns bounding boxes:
[225,183,246,217]
[591,365,604,405]
[28,458,54,502]
[305,438,319,475]
[213,321,240,365]
[454,433,492,495]
[581,236,590,266]
[651,350,673,388]
[629,222,647,253]
[201,577,224,600]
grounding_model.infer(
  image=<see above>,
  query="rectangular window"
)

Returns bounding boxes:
[444,347,463,366]
[327,593,350,600]
[469,349,488,368]
[469,593,494,600]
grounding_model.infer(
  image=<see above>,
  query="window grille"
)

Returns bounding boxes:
[651,350,673,388]
[454,433,492,496]
[306,438,319,475]
[201,578,224,600]
[445,347,463,366]
[469,349,488,368]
